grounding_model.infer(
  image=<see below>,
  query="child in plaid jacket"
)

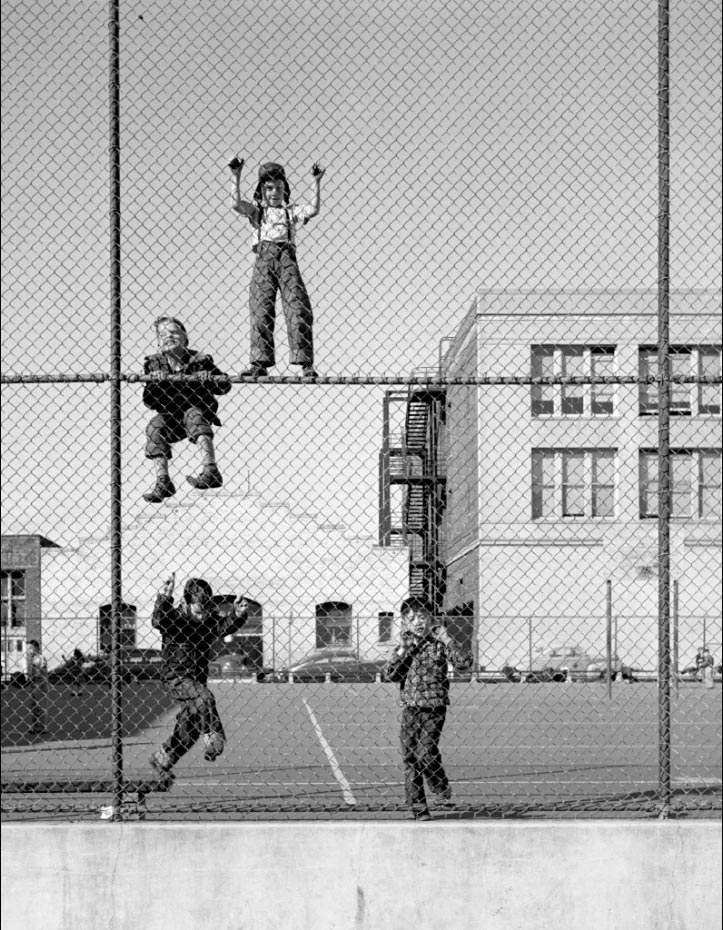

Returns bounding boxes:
[383,597,472,820]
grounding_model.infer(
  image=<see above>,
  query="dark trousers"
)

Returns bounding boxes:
[400,706,449,811]
[145,408,213,459]
[163,678,225,765]
[248,242,314,367]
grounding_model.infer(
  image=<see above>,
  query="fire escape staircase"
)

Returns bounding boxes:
[379,387,446,608]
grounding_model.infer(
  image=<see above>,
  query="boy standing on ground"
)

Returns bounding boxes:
[383,597,472,821]
[26,639,48,736]
[230,158,325,378]
[142,316,231,503]
[150,574,249,779]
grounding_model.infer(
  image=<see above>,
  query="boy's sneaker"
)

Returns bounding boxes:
[202,732,225,762]
[239,364,268,377]
[429,791,455,810]
[301,365,318,378]
[186,464,223,490]
[413,808,432,821]
[142,476,176,503]
[150,748,173,778]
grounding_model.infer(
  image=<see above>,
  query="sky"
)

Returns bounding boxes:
[1,0,721,546]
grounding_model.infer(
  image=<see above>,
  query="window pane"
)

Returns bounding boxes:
[563,485,586,516]
[563,452,585,484]
[699,451,723,518]
[592,451,615,518]
[531,385,555,416]
[531,451,555,519]
[378,613,393,642]
[593,451,615,484]
[639,452,658,517]
[561,348,584,415]
[591,350,614,415]
[11,572,26,598]
[531,347,554,377]
[562,452,586,516]
[10,602,26,626]
[671,352,692,414]
[531,348,555,415]
[671,453,692,517]
[639,350,658,414]
[592,484,614,517]
[698,348,722,415]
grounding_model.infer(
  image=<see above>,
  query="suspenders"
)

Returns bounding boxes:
[255,205,293,252]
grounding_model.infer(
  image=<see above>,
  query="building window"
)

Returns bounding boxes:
[639,345,722,417]
[531,345,615,417]
[0,570,26,628]
[532,449,616,519]
[315,602,352,648]
[378,612,394,643]
[639,448,722,519]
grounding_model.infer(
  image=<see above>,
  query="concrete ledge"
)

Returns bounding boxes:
[2,821,721,930]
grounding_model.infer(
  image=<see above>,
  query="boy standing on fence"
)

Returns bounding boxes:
[383,597,472,821]
[230,158,324,378]
[150,574,249,779]
[142,316,231,503]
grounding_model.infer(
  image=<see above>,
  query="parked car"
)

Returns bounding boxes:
[525,667,568,683]
[577,656,636,682]
[530,645,592,679]
[208,653,270,681]
[273,647,387,683]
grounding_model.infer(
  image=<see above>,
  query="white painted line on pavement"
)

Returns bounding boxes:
[302,697,357,806]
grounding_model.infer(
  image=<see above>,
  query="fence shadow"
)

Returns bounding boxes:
[0,683,174,747]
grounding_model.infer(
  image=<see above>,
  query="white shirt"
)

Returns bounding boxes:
[257,204,315,246]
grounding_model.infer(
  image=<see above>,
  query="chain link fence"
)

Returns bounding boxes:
[1,0,721,821]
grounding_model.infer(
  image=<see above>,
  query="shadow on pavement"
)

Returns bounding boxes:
[0,683,175,747]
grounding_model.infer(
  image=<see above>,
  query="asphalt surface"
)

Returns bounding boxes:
[2,680,721,821]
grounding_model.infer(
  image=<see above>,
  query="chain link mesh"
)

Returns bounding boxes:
[2,0,721,822]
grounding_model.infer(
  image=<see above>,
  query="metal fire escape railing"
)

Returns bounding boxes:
[378,384,447,611]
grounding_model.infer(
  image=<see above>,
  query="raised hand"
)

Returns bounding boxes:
[311,163,325,180]
[233,595,249,618]
[229,156,244,173]
[160,573,175,599]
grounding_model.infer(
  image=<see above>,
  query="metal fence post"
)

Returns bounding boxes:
[657,0,672,820]
[108,0,124,821]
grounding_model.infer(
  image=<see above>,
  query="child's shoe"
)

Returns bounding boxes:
[428,790,455,810]
[186,465,223,490]
[150,747,174,778]
[142,476,176,503]
[413,808,432,821]
[202,732,225,761]
[301,365,318,378]
[239,364,268,377]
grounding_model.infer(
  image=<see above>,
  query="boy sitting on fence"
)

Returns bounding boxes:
[142,316,231,503]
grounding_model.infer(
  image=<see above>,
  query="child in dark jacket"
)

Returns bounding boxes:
[149,574,248,779]
[383,597,472,820]
[142,316,231,503]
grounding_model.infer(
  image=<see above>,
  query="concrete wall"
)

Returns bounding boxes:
[2,821,720,930]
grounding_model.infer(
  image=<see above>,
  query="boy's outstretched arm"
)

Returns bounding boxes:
[229,156,258,223]
[308,163,325,218]
[152,573,176,631]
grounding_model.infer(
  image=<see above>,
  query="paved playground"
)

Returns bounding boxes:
[2,679,720,820]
